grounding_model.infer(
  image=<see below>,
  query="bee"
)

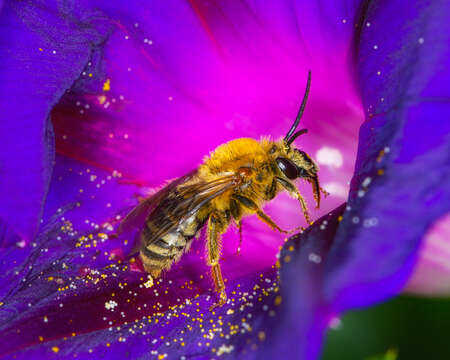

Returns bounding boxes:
[120,71,327,309]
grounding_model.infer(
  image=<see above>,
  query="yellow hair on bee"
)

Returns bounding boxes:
[200,137,272,177]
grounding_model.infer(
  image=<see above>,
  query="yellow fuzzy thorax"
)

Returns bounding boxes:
[199,137,277,177]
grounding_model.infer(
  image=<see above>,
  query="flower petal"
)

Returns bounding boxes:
[255,205,346,360]
[323,0,450,311]
[0,1,110,245]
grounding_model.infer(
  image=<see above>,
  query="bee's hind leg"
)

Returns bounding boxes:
[207,211,228,311]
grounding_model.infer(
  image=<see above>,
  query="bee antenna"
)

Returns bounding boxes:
[286,128,308,146]
[284,70,311,144]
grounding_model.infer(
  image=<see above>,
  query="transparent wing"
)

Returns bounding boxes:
[119,171,239,247]
[118,169,198,234]
[143,174,237,245]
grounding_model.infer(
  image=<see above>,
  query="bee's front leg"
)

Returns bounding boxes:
[275,177,311,223]
[232,194,289,233]
[207,212,228,311]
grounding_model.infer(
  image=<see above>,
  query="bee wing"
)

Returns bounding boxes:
[118,169,198,234]
[140,173,238,246]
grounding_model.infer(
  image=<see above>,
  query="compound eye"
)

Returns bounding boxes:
[276,157,298,180]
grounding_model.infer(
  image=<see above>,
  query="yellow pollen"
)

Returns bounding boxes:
[103,79,111,91]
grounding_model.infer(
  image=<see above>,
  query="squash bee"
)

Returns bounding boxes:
[120,71,327,309]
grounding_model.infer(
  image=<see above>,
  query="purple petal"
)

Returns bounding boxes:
[0,1,110,245]
[254,205,346,360]
[323,0,450,312]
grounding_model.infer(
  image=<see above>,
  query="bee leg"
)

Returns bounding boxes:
[275,177,311,223]
[229,199,243,255]
[237,220,243,256]
[209,264,227,311]
[294,192,311,223]
[320,186,330,197]
[207,212,227,311]
[255,209,289,234]
[232,194,289,234]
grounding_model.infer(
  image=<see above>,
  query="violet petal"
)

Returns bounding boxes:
[0,1,111,245]
[323,0,450,312]
[255,205,346,360]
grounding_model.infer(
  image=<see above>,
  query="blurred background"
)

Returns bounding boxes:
[323,295,450,360]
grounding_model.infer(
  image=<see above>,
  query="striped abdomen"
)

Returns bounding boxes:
[139,211,205,277]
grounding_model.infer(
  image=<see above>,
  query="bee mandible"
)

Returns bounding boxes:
[120,71,327,310]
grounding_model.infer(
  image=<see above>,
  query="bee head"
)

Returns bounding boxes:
[275,70,322,207]
[278,70,316,179]
[275,147,321,207]
[276,148,318,180]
